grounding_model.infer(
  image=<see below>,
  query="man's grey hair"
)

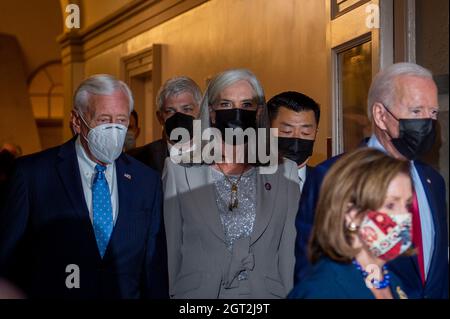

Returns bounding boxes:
[367,62,433,118]
[199,68,267,132]
[156,76,202,112]
[73,74,134,115]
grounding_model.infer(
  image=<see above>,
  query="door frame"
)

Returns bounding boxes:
[121,44,162,144]
[328,0,394,155]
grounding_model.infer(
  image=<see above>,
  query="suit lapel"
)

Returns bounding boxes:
[414,162,441,282]
[305,165,313,181]
[105,154,133,258]
[250,165,280,245]
[56,138,99,257]
[56,138,91,223]
[157,139,169,172]
[185,165,226,242]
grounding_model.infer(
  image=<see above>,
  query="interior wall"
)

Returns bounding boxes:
[0,0,62,77]
[416,0,449,208]
[81,0,135,29]
[83,0,330,165]
[0,34,41,155]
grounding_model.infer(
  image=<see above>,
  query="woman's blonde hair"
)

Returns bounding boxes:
[309,148,412,264]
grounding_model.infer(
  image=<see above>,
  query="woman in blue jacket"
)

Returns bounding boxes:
[290,148,413,299]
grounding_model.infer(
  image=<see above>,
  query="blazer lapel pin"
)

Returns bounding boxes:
[426,178,431,185]
[124,173,132,180]
[265,182,271,191]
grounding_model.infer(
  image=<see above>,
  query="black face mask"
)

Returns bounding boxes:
[383,105,437,160]
[165,112,195,143]
[213,109,257,144]
[278,137,314,165]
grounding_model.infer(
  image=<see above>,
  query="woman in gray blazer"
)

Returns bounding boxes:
[163,69,300,299]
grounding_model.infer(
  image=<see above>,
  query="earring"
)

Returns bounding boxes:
[347,221,359,232]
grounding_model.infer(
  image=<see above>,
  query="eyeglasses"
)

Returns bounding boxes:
[383,103,440,119]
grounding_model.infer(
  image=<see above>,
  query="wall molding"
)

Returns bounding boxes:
[58,0,208,61]
[121,44,161,85]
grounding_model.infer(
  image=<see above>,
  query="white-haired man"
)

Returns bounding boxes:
[294,63,448,299]
[0,74,167,298]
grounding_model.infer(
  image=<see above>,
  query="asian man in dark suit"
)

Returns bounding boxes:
[0,74,167,298]
[128,76,202,173]
[294,63,448,299]
[267,91,320,194]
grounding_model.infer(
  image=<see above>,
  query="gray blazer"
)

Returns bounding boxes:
[163,158,300,299]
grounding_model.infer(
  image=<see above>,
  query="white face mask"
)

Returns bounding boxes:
[78,112,128,164]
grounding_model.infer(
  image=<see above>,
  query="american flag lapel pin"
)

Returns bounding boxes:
[124,173,132,180]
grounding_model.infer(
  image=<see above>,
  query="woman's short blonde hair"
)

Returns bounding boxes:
[309,148,412,264]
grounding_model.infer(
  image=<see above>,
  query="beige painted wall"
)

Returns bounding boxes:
[0,34,41,155]
[0,0,62,77]
[81,0,135,29]
[83,0,330,165]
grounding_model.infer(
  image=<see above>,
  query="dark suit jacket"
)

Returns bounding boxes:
[304,165,313,184]
[0,137,168,298]
[127,139,168,173]
[294,151,449,299]
[289,257,408,299]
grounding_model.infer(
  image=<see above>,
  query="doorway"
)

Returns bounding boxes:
[121,44,162,147]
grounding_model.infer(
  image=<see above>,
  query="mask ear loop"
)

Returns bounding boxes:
[381,104,400,122]
[380,104,401,142]
[77,111,93,144]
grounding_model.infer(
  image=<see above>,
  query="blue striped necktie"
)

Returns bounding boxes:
[92,164,113,258]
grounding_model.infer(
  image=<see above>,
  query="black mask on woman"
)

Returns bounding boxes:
[383,105,436,160]
[213,109,257,144]
[165,112,195,143]
[278,137,314,165]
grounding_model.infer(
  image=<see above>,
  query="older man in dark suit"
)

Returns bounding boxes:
[294,63,448,299]
[0,74,167,298]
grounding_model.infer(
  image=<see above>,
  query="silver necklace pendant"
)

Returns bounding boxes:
[228,183,239,211]
[228,198,239,211]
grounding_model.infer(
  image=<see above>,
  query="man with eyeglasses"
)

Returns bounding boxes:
[128,76,202,173]
[294,62,448,299]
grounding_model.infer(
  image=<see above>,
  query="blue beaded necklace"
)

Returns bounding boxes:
[352,259,391,289]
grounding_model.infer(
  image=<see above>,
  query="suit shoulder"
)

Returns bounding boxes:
[289,259,342,298]
[146,139,165,151]
[415,161,445,184]
[15,144,61,171]
[123,154,161,179]
[129,139,164,154]
[315,154,342,171]
[279,158,298,173]
[127,144,151,158]
[164,157,196,173]
[303,156,341,187]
